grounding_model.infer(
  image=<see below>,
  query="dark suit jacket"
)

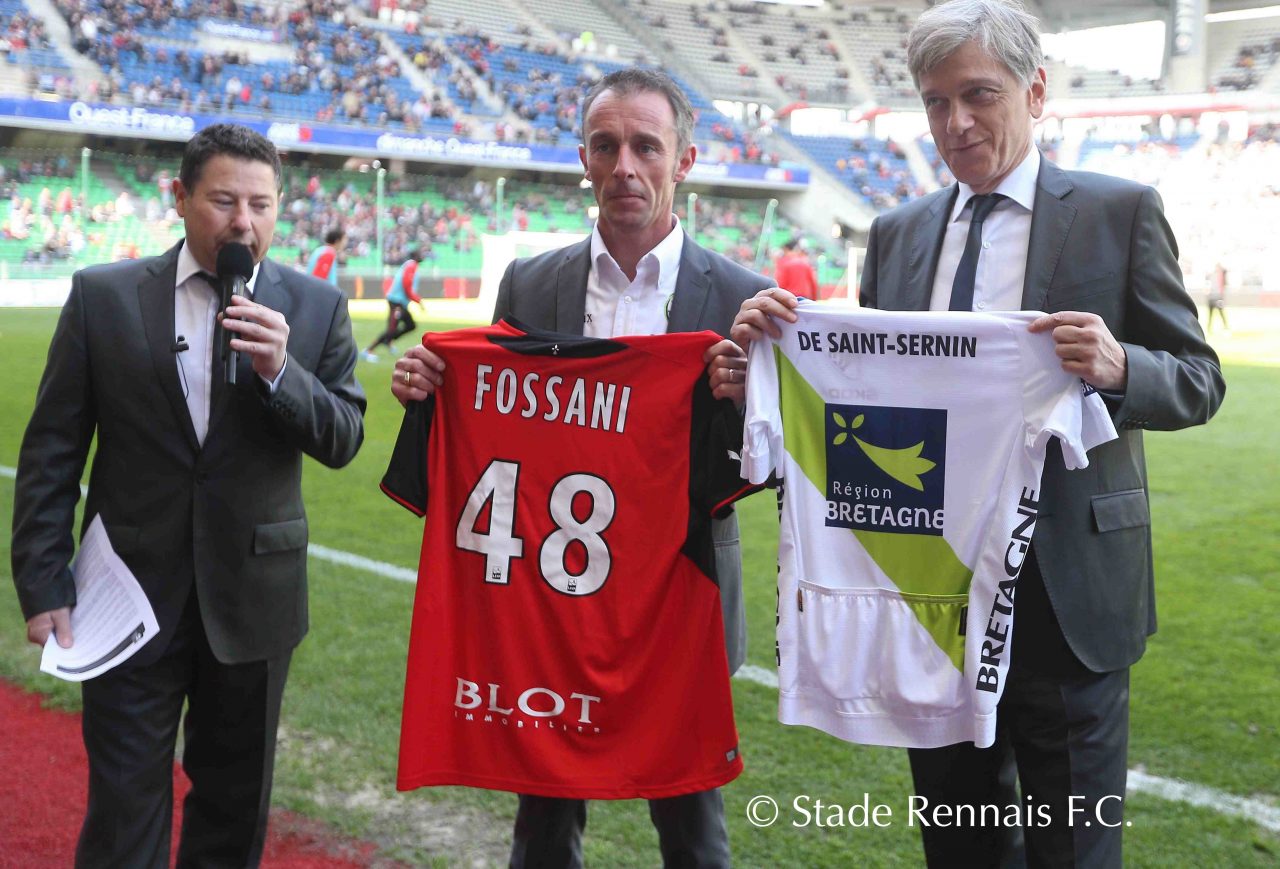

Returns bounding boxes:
[492,233,773,673]
[860,158,1224,673]
[12,242,366,665]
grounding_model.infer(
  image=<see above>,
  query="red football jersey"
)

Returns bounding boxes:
[310,246,337,280]
[381,319,750,799]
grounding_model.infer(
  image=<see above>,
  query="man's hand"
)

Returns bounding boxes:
[730,287,799,352]
[1028,311,1128,391]
[393,344,446,407]
[27,607,72,648]
[704,338,746,405]
[222,294,289,381]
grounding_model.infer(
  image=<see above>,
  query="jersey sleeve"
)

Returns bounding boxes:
[1018,327,1119,470]
[689,373,762,520]
[380,398,436,516]
[740,332,783,485]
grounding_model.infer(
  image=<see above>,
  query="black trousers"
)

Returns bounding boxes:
[509,789,730,869]
[908,554,1130,869]
[367,302,416,352]
[1206,297,1228,331]
[77,595,292,868]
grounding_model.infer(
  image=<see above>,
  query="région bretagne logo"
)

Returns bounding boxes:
[831,411,937,491]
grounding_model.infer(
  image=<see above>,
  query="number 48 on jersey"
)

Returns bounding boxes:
[456,459,617,596]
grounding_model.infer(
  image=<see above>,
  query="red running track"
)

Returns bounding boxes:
[0,679,399,868]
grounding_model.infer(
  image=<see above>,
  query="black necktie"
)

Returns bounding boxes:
[949,193,1004,312]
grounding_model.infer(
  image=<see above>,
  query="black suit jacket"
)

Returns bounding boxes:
[12,242,366,665]
[860,158,1224,672]
[492,234,773,673]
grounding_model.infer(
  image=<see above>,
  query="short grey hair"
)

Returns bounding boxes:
[581,67,695,155]
[907,0,1044,89]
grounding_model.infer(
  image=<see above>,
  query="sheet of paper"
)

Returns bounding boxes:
[40,515,159,682]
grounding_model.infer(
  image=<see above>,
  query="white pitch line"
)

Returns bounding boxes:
[2,464,1277,832]
[1127,770,1280,832]
[308,543,418,584]
[736,663,779,689]
[0,468,412,583]
[0,465,84,495]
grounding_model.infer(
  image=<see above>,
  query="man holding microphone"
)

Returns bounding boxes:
[12,123,365,867]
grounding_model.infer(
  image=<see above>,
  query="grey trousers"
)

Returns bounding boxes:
[509,789,731,869]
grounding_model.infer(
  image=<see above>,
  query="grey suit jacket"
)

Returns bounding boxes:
[860,158,1224,672]
[12,242,366,665]
[492,233,773,674]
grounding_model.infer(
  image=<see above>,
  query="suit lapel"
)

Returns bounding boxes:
[554,239,591,335]
[138,245,200,453]
[1022,159,1076,311]
[904,188,956,311]
[668,234,711,333]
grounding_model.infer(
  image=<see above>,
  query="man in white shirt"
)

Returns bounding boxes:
[393,67,772,868]
[12,123,365,867]
[721,2,1223,866]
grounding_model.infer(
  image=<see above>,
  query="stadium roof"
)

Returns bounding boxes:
[1035,0,1167,32]
[1035,0,1279,31]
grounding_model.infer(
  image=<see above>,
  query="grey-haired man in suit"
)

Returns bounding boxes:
[394,67,771,867]
[13,123,366,866]
[724,2,1224,867]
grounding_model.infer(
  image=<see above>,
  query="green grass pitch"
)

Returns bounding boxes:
[0,304,1275,866]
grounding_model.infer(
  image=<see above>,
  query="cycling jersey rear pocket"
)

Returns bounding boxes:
[794,581,969,715]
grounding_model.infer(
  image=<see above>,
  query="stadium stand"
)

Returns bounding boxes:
[718,4,853,105]
[1208,19,1280,92]
[34,0,784,162]
[385,0,556,53]
[834,3,923,107]
[0,149,183,274]
[0,147,847,286]
[525,0,651,63]
[444,35,588,144]
[783,132,922,209]
[1046,58,1164,99]
[1070,135,1280,293]
[2,0,1279,300]
[610,0,784,102]
[0,2,57,61]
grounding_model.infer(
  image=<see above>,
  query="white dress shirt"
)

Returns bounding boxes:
[929,145,1041,313]
[173,243,262,445]
[584,216,684,338]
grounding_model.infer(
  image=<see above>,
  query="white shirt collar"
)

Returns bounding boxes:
[176,241,262,294]
[951,145,1040,221]
[589,215,685,292]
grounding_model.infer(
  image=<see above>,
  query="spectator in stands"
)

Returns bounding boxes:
[774,237,818,299]
[308,227,347,286]
[363,247,423,361]
[723,2,1223,866]
[391,66,772,868]
[155,168,172,208]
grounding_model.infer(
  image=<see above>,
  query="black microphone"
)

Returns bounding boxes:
[215,243,254,385]
[171,336,189,353]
